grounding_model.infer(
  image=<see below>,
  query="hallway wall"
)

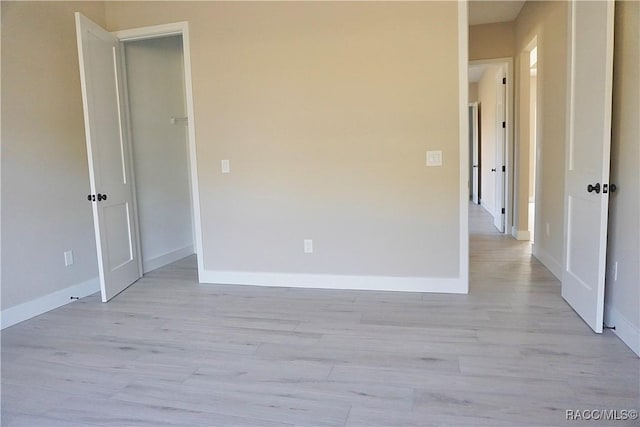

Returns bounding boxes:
[605,0,639,356]
[515,1,569,277]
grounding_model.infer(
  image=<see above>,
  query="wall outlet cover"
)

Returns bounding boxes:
[221,160,230,173]
[304,239,313,253]
[426,150,443,166]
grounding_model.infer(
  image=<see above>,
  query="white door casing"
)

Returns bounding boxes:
[562,0,614,333]
[76,13,141,302]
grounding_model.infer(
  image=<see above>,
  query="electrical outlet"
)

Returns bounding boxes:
[64,250,74,267]
[221,159,230,174]
[426,150,443,166]
[304,239,313,254]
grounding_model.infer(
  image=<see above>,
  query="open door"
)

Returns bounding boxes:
[494,68,506,232]
[75,13,141,302]
[562,0,614,333]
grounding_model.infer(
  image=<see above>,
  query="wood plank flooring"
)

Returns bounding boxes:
[2,203,638,426]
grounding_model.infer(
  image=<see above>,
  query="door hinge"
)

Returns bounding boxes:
[501,208,505,214]
[502,121,506,128]
[502,165,506,172]
[87,194,96,202]
[502,77,506,85]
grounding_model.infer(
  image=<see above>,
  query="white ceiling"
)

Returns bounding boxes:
[468,0,526,26]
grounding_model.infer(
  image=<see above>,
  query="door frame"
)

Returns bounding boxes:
[468,57,514,235]
[113,22,204,281]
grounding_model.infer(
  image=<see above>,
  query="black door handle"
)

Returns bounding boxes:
[97,193,108,202]
[491,168,496,172]
[587,183,601,194]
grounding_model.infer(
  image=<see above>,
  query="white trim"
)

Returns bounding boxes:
[532,243,562,280]
[1,278,100,330]
[604,304,640,357]
[114,22,205,284]
[458,0,469,293]
[512,227,531,241]
[200,271,467,294]
[143,245,194,274]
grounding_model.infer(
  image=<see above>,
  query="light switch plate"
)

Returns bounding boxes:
[64,250,74,267]
[426,150,443,166]
[304,239,313,254]
[221,160,230,173]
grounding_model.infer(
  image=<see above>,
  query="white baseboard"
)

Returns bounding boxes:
[511,227,531,241]
[532,244,562,280]
[480,201,494,217]
[1,277,100,330]
[143,245,194,273]
[604,303,640,357]
[200,270,468,294]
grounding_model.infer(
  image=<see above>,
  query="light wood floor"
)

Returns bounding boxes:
[2,204,638,426]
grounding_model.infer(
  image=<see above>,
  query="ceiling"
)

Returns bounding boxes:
[468,0,526,26]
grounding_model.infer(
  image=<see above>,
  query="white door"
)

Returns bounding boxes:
[470,103,480,204]
[562,0,614,333]
[494,69,506,232]
[76,13,141,302]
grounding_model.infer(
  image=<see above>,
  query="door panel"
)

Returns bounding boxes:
[76,13,141,302]
[562,0,614,333]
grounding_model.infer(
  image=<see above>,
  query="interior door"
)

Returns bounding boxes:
[75,13,141,302]
[470,103,480,204]
[562,0,614,333]
[494,69,506,232]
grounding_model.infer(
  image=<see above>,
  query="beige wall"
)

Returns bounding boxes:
[105,2,463,281]
[515,0,569,275]
[1,1,105,310]
[606,0,639,355]
[469,22,515,61]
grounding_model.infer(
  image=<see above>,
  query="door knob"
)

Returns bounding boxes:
[587,183,601,194]
[97,193,108,202]
[603,183,618,194]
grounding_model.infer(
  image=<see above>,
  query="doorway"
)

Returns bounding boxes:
[76,15,203,302]
[469,102,480,205]
[468,58,513,234]
[528,42,538,243]
[122,35,194,273]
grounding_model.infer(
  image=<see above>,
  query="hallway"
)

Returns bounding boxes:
[1,205,638,426]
